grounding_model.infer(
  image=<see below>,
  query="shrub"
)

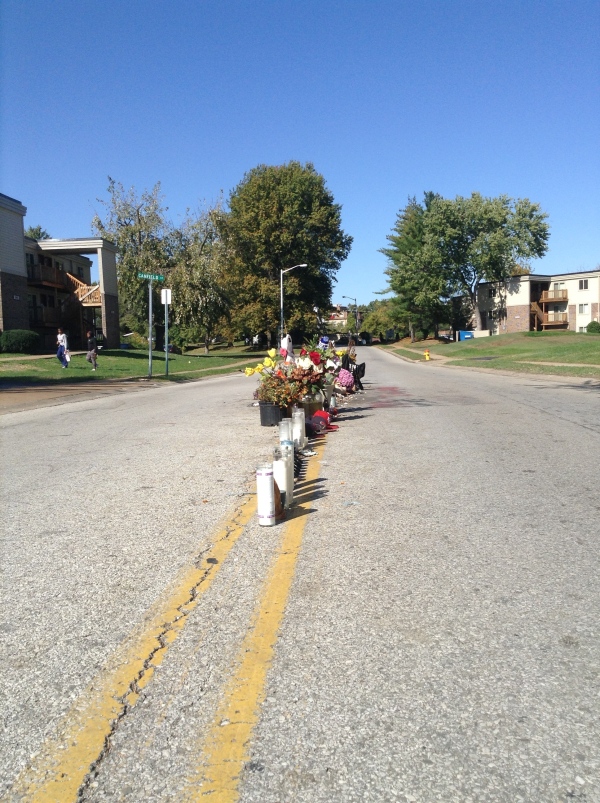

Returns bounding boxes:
[0,329,40,354]
[586,320,600,334]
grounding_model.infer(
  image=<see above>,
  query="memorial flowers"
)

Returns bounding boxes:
[246,343,341,409]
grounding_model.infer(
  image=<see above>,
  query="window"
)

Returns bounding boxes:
[579,327,586,332]
[579,279,589,290]
[488,287,496,298]
[579,304,588,314]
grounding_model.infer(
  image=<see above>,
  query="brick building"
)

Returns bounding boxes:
[0,193,120,350]
[476,271,600,335]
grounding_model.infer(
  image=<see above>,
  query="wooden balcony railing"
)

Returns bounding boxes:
[540,289,568,303]
[27,264,68,288]
[544,312,568,325]
[64,273,101,305]
[29,305,61,326]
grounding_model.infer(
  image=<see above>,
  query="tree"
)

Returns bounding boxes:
[425,192,549,329]
[381,193,448,341]
[169,205,230,353]
[361,299,406,339]
[24,225,51,240]
[220,161,352,344]
[92,178,172,333]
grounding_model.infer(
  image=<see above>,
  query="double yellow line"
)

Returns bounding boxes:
[10,442,324,802]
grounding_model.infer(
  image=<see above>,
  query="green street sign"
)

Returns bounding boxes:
[137,272,164,281]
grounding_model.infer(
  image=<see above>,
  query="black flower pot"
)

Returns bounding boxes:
[258,401,282,426]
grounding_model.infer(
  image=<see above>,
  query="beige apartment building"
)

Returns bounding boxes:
[476,271,600,335]
[0,192,120,350]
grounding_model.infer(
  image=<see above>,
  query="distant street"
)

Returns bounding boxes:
[1,350,599,802]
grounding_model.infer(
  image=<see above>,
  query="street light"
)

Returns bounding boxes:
[280,263,307,342]
[342,295,359,333]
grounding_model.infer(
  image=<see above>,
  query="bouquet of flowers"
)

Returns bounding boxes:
[245,343,342,409]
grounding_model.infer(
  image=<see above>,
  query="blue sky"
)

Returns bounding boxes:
[1,0,598,304]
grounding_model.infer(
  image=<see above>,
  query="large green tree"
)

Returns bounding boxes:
[381,193,448,340]
[425,192,549,329]
[169,205,230,353]
[220,161,352,343]
[383,191,549,333]
[92,178,172,332]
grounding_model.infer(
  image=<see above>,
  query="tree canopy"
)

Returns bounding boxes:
[220,161,352,342]
[169,206,231,352]
[92,178,171,333]
[383,191,550,332]
[24,225,51,240]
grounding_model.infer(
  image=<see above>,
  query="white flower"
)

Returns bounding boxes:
[298,357,312,370]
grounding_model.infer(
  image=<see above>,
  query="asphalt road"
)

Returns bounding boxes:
[1,350,599,802]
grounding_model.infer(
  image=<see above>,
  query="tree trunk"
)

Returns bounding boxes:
[204,334,210,354]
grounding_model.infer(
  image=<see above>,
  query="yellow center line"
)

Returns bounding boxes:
[181,440,325,802]
[9,495,257,803]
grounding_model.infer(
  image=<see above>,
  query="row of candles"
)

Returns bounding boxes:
[256,407,308,526]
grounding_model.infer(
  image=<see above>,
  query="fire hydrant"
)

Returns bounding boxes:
[424,349,430,361]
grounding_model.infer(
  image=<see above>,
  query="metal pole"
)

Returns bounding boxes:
[148,279,153,378]
[280,270,284,344]
[165,295,169,377]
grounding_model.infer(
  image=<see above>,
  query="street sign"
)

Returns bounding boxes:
[138,272,164,281]
[161,288,172,305]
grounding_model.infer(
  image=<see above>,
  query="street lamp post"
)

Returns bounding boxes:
[342,295,359,334]
[280,263,307,342]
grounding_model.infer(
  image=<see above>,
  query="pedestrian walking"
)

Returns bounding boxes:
[86,330,98,371]
[56,328,69,368]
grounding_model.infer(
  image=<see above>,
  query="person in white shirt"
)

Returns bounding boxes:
[56,328,69,368]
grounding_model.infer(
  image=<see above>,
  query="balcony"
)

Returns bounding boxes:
[540,289,568,303]
[27,264,68,288]
[29,305,61,327]
[544,312,569,325]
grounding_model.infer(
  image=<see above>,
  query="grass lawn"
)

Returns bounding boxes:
[385,331,600,378]
[0,347,264,385]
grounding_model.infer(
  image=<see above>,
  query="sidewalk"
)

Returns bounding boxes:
[0,377,162,415]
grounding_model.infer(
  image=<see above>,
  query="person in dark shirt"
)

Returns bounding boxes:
[86,330,98,371]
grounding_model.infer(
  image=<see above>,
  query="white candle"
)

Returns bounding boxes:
[256,463,276,526]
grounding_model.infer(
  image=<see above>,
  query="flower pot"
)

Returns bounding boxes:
[259,401,282,426]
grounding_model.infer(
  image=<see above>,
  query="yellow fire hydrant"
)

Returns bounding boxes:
[424,349,430,361]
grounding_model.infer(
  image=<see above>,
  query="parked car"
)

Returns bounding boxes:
[164,343,181,354]
[333,336,349,347]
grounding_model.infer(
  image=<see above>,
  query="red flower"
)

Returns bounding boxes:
[300,348,307,356]
[309,351,321,366]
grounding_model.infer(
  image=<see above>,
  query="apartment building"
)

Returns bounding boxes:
[0,192,120,349]
[476,271,600,335]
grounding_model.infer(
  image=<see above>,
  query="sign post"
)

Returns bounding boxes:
[138,272,164,377]
[161,288,172,377]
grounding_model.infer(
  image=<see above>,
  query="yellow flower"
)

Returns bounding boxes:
[268,348,277,359]
[244,367,255,376]
[263,357,274,368]
[335,350,344,357]
[255,363,264,372]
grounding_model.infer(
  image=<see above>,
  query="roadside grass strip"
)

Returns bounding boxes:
[8,495,258,803]
[181,440,325,802]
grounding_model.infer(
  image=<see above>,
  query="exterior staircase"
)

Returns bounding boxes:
[531,301,544,328]
[65,273,101,306]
